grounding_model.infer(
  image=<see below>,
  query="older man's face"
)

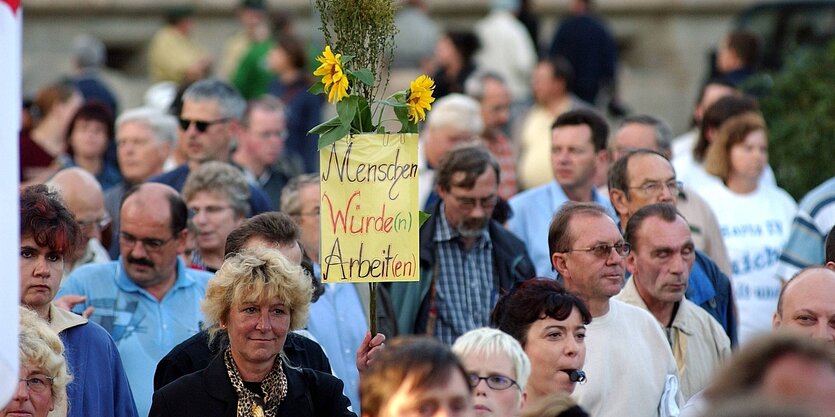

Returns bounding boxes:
[611,154,678,222]
[553,213,626,304]
[773,269,835,344]
[480,79,511,131]
[437,169,498,240]
[117,120,170,183]
[240,107,286,168]
[627,215,695,305]
[119,196,185,289]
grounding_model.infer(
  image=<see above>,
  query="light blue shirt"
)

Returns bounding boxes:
[58,258,213,417]
[508,181,615,277]
[307,283,367,414]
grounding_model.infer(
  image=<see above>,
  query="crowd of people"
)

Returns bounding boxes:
[10,0,835,416]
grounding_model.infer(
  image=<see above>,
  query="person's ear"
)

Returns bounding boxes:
[610,188,630,219]
[625,251,638,275]
[772,311,782,329]
[552,251,569,277]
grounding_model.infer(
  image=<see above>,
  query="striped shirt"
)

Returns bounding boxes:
[776,177,835,280]
[433,203,495,345]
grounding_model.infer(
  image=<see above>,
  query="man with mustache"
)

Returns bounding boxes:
[58,182,213,417]
[389,144,535,344]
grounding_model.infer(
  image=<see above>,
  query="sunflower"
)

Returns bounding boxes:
[313,46,349,103]
[406,75,435,122]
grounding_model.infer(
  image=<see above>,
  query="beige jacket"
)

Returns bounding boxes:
[616,278,732,401]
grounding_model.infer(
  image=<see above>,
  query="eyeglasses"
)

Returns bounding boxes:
[467,373,519,391]
[178,117,230,133]
[450,194,497,211]
[564,242,631,258]
[292,207,320,218]
[18,375,54,394]
[628,180,683,196]
[77,214,112,231]
[188,205,233,218]
[119,232,177,252]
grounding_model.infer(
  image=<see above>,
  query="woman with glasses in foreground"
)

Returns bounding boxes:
[2,308,72,417]
[452,327,530,417]
[491,279,591,416]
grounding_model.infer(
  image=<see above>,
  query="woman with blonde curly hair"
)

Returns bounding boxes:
[2,308,72,417]
[695,111,797,344]
[149,247,354,417]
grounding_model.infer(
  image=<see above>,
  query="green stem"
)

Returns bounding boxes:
[369,282,377,335]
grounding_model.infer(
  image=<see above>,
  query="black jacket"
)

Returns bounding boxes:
[154,331,332,391]
[149,353,355,417]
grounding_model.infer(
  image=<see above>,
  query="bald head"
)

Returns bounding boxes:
[48,167,107,244]
[774,267,835,344]
[121,183,188,236]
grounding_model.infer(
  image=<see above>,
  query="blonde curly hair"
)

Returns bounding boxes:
[202,247,313,344]
[18,307,72,408]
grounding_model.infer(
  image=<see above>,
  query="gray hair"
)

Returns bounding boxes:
[182,161,251,218]
[620,114,674,155]
[72,34,105,68]
[242,96,286,128]
[182,79,246,120]
[280,173,319,220]
[426,93,484,136]
[116,106,178,146]
[464,70,507,101]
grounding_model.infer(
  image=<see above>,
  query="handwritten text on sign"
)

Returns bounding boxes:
[320,134,420,283]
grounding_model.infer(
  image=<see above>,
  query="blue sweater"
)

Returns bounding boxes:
[52,305,138,417]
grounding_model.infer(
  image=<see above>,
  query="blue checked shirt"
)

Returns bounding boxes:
[432,203,494,345]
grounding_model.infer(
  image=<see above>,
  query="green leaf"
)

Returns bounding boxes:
[341,55,354,65]
[393,105,417,134]
[308,116,342,135]
[308,82,325,95]
[336,95,359,127]
[351,96,375,133]
[418,211,431,227]
[350,69,375,86]
[318,123,351,149]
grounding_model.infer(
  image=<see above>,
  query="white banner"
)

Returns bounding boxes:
[0,0,21,408]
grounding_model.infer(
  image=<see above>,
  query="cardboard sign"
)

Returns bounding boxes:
[319,134,420,282]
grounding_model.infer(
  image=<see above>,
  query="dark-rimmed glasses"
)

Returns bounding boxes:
[564,242,631,258]
[178,117,230,133]
[119,232,177,252]
[467,373,519,390]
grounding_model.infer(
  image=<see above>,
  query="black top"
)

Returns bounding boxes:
[154,330,332,391]
[150,353,355,417]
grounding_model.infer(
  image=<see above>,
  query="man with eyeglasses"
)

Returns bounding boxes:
[549,201,681,417]
[608,148,738,346]
[58,183,213,416]
[18,185,138,417]
[232,96,303,210]
[508,108,615,278]
[390,144,535,345]
[150,78,273,213]
[47,167,112,275]
[615,203,731,402]
[610,114,731,276]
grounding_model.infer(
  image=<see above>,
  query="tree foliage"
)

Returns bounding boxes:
[759,41,835,199]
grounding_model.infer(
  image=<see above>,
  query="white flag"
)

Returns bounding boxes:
[0,0,21,408]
